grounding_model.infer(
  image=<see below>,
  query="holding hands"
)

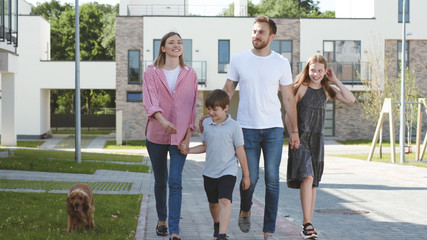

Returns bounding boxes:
[179,140,190,155]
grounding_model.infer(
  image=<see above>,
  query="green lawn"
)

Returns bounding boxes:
[0,191,141,240]
[55,136,97,149]
[330,152,427,168]
[336,139,410,148]
[52,129,114,135]
[0,149,149,174]
[0,180,133,192]
[104,140,146,149]
[1,141,46,148]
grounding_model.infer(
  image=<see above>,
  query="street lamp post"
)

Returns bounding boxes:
[75,0,81,163]
[399,0,407,164]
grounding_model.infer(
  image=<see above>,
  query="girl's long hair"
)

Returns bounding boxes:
[293,54,336,99]
[153,32,185,68]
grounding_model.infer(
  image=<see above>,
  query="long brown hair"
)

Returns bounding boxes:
[293,55,336,99]
[153,32,185,68]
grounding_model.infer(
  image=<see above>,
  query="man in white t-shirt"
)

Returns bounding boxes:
[223,16,300,240]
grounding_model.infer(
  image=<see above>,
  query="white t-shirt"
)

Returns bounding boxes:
[226,49,293,129]
[163,66,181,94]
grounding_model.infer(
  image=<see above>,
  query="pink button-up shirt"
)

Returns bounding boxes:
[143,65,198,145]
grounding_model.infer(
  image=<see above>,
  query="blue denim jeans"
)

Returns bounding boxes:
[240,127,284,233]
[146,140,186,235]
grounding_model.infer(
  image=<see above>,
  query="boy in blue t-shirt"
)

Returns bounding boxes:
[188,89,250,240]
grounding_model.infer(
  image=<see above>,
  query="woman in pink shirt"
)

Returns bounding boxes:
[143,32,198,240]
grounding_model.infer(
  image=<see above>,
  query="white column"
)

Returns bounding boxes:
[40,89,51,134]
[1,73,17,146]
[116,110,123,145]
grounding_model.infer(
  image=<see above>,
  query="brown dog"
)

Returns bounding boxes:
[66,184,95,232]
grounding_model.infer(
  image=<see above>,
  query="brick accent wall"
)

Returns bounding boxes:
[274,18,300,77]
[384,40,427,140]
[334,101,378,140]
[116,17,145,140]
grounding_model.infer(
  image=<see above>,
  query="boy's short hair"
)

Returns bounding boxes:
[254,15,277,35]
[205,89,230,110]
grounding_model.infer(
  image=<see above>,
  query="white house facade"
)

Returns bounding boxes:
[2,0,426,144]
[116,0,427,140]
[0,0,115,145]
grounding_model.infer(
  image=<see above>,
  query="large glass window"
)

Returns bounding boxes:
[398,0,410,23]
[128,50,140,84]
[323,40,361,82]
[153,40,161,60]
[270,40,293,66]
[323,40,361,63]
[218,40,230,73]
[1,0,18,47]
[398,41,409,73]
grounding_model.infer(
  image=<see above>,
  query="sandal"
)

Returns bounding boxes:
[301,222,317,239]
[156,224,168,236]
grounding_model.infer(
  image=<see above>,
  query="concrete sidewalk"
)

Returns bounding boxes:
[2,135,427,239]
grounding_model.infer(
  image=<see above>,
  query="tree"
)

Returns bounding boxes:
[219,0,334,18]
[31,1,117,60]
[359,35,420,153]
[31,0,72,20]
[32,1,118,115]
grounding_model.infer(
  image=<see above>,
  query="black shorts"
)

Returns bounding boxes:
[203,175,236,203]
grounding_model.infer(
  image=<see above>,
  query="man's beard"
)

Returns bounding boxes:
[252,38,268,49]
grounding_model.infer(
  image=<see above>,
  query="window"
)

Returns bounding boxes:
[270,40,293,67]
[183,39,192,65]
[323,40,361,63]
[153,40,161,60]
[398,0,410,23]
[398,41,409,73]
[128,50,140,84]
[153,39,193,65]
[323,40,361,82]
[127,92,142,102]
[218,40,230,73]
[324,102,335,137]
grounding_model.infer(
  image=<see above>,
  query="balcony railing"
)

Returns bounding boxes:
[143,61,207,85]
[298,62,369,85]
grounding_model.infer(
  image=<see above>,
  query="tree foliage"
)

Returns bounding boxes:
[359,35,420,139]
[31,1,118,61]
[220,0,335,17]
[31,1,118,114]
[52,89,115,115]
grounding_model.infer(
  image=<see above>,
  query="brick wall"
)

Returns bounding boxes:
[116,17,145,140]
[274,18,300,76]
[385,40,427,140]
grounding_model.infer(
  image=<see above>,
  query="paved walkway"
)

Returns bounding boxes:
[1,135,427,239]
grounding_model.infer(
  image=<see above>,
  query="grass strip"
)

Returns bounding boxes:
[0,191,141,240]
[330,152,427,168]
[0,149,149,174]
[0,180,133,192]
[52,129,114,135]
[55,136,96,149]
[104,140,147,149]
